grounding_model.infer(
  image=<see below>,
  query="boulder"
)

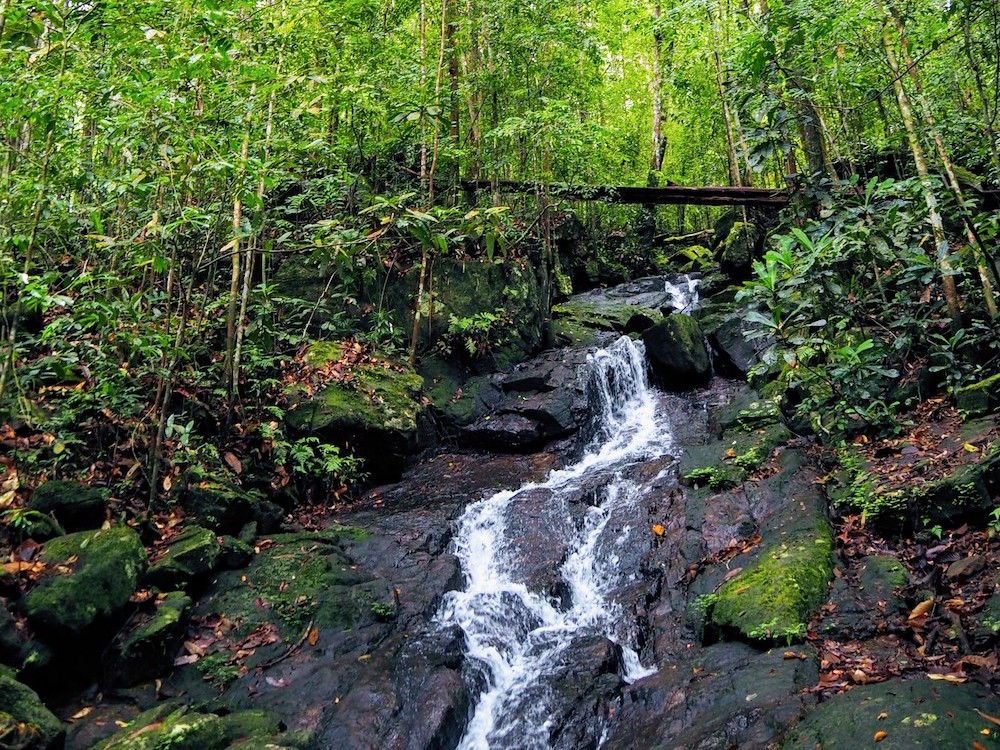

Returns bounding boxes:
[285,345,429,480]
[27,480,105,532]
[716,221,759,281]
[23,526,146,637]
[0,599,52,674]
[710,513,833,643]
[145,525,221,590]
[784,679,1000,748]
[955,372,1000,417]
[105,591,192,687]
[0,673,64,750]
[641,314,711,388]
[179,479,284,536]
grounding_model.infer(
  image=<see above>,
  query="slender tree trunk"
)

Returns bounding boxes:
[881,16,962,322]
[419,0,428,188]
[890,19,997,316]
[650,0,665,176]
[713,50,742,187]
[964,12,1000,176]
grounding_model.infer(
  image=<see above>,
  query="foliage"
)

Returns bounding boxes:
[739,176,1000,437]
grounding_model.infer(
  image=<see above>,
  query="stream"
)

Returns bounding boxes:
[436,277,700,749]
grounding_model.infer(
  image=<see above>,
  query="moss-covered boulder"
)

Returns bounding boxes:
[285,345,428,479]
[106,591,192,687]
[551,300,646,348]
[784,679,1000,748]
[0,599,52,675]
[23,526,146,637]
[145,525,221,591]
[641,314,711,388]
[715,221,759,281]
[179,478,284,536]
[0,674,64,750]
[94,703,298,750]
[27,480,106,532]
[955,372,1000,417]
[710,519,833,643]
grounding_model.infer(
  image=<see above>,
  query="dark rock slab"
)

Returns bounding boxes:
[783,679,1000,748]
[603,642,818,750]
[105,591,192,687]
[145,524,221,590]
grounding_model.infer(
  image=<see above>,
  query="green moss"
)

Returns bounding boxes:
[96,705,225,750]
[146,525,221,589]
[711,525,834,643]
[24,525,147,635]
[303,341,344,366]
[955,372,1000,416]
[0,674,64,750]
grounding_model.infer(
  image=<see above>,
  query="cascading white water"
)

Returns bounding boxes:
[436,336,675,750]
[664,274,699,313]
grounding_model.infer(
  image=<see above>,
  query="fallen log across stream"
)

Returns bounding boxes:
[461,179,792,206]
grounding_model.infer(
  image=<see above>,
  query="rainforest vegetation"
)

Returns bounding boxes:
[3,0,1000,502]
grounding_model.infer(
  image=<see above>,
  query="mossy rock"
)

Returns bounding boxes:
[106,591,192,687]
[715,221,759,281]
[710,522,834,643]
[955,372,1000,417]
[27,480,106,532]
[905,444,1000,528]
[552,300,651,348]
[0,598,54,677]
[180,479,284,536]
[94,703,225,750]
[285,346,427,478]
[145,525,221,591]
[641,314,711,388]
[783,679,1000,748]
[0,674,64,750]
[23,526,147,637]
[179,530,389,690]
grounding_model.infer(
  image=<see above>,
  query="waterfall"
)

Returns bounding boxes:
[436,336,674,750]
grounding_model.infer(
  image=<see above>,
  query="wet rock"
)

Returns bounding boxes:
[818,556,909,639]
[27,480,106,532]
[456,349,591,452]
[145,525,221,590]
[0,672,65,750]
[710,497,833,643]
[106,591,192,687]
[783,679,1000,748]
[603,642,818,750]
[316,626,470,750]
[179,479,284,536]
[217,534,253,570]
[975,592,1000,640]
[24,526,146,637]
[641,314,711,389]
[285,344,429,480]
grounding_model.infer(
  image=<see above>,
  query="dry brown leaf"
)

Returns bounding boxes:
[928,673,967,683]
[308,626,319,647]
[877,711,888,721]
[223,452,243,474]
[908,599,934,620]
[70,707,92,721]
[651,523,665,537]
[973,741,988,750]
[874,729,887,742]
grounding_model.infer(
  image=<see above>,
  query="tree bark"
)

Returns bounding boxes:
[881,16,962,323]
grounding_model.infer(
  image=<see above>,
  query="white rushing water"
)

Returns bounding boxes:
[436,335,677,750]
[664,274,700,314]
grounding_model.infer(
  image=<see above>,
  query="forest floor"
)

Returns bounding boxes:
[805,399,1000,703]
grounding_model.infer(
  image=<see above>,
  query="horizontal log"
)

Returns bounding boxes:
[461,180,791,206]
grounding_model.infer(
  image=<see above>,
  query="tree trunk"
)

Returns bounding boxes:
[963,10,1000,177]
[881,15,962,323]
[651,0,665,176]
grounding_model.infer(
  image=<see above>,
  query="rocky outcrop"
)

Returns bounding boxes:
[145,525,222,591]
[105,591,192,687]
[716,220,760,281]
[285,344,430,479]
